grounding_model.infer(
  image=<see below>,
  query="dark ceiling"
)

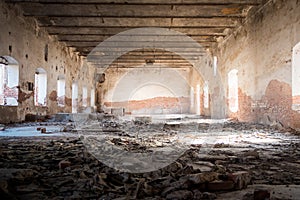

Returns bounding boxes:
[5,0,264,68]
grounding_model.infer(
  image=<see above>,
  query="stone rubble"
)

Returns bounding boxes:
[0,118,299,199]
[0,124,5,131]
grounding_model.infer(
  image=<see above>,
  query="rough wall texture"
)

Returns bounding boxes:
[0,2,95,123]
[100,52,224,117]
[218,0,300,128]
[102,66,192,114]
[104,97,189,114]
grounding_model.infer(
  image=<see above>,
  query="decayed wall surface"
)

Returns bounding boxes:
[100,48,225,118]
[218,0,300,128]
[102,66,192,114]
[0,2,95,123]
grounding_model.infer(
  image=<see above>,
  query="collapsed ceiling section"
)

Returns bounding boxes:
[5,0,263,67]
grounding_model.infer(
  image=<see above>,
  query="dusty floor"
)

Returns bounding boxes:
[0,114,300,199]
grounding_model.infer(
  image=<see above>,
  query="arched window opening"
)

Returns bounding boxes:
[0,64,4,104]
[72,82,78,113]
[292,42,300,111]
[82,86,88,107]
[196,84,201,115]
[34,68,47,106]
[0,56,19,106]
[190,87,194,112]
[228,69,239,112]
[203,81,209,109]
[213,56,218,77]
[57,75,65,107]
[90,88,95,108]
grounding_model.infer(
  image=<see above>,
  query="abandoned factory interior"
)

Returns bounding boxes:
[0,0,300,199]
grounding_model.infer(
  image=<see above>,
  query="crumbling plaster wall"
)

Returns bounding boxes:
[192,53,226,119]
[102,66,192,114]
[218,0,300,128]
[0,2,95,123]
[100,51,224,117]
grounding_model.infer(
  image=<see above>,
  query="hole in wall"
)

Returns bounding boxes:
[44,44,48,62]
[0,56,19,106]
[57,75,65,107]
[8,46,12,54]
[27,82,34,91]
[34,68,47,106]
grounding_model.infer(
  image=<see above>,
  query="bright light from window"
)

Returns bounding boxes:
[72,82,78,113]
[0,56,19,106]
[213,56,218,77]
[57,75,65,107]
[204,82,209,108]
[196,84,201,114]
[292,42,300,111]
[34,68,47,106]
[82,86,87,107]
[90,88,95,107]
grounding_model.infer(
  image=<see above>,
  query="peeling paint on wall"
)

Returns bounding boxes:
[104,97,189,114]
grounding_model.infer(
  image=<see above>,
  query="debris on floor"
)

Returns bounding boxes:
[0,115,300,199]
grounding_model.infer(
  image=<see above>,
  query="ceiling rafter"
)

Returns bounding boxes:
[5,0,262,5]
[4,0,263,66]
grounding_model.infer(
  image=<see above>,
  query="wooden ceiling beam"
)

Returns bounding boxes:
[46,27,228,36]
[5,0,262,6]
[57,35,217,42]
[36,17,240,28]
[18,4,249,18]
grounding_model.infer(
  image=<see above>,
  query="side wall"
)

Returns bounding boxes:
[0,2,95,123]
[218,0,300,128]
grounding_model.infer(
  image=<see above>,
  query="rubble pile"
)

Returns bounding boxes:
[0,119,300,199]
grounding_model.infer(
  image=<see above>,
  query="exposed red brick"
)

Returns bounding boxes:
[292,111,300,128]
[104,97,189,114]
[292,95,300,104]
[230,88,256,122]
[41,128,46,133]
[233,80,300,129]
[49,90,57,101]
[228,171,250,189]
[261,80,292,127]
[207,180,235,191]
[18,88,33,102]
[254,189,270,200]
[65,97,72,106]
[58,160,71,170]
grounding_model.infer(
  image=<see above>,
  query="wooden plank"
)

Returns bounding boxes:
[46,27,227,36]
[20,4,248,18]
[36,17,239,27]
[6,0,262,5]
[57,35,216,42]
